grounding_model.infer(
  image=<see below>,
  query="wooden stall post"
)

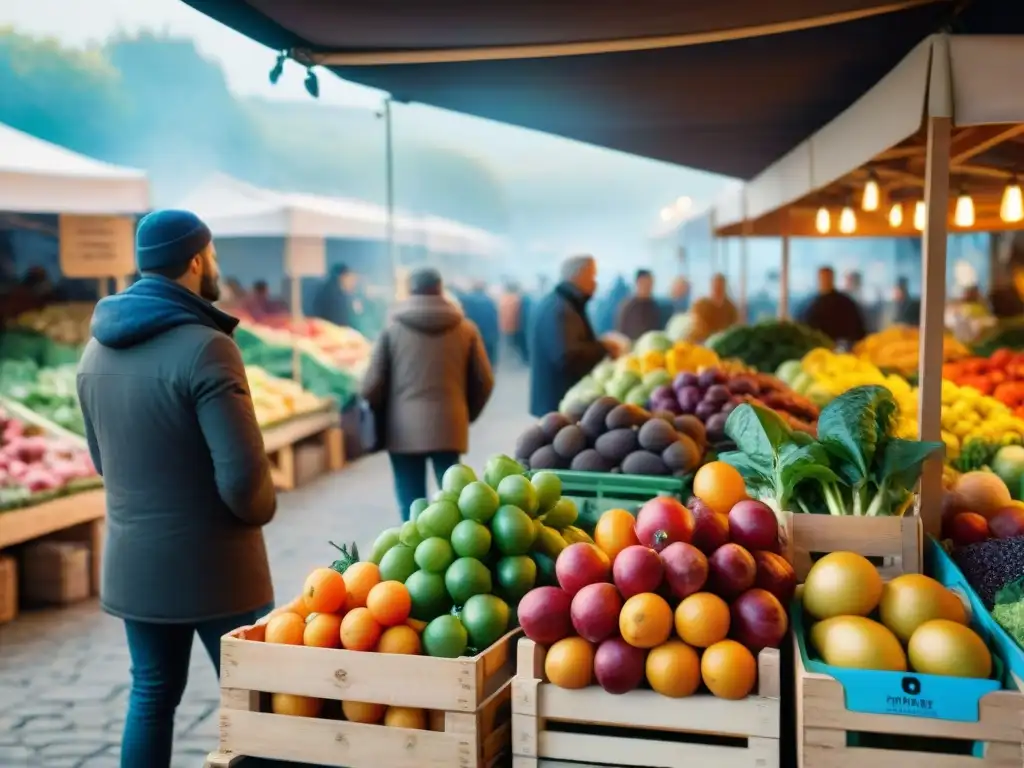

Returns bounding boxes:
[283,235,327,381]
[916,47,953,539]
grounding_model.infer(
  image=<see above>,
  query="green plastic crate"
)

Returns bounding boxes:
[537,469,691,534]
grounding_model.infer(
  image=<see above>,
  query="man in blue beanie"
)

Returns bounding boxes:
[76,209,276,768]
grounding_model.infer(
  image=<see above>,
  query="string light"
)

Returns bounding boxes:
[913,201,926,231]
[954,190,975,228]
[1001,178,1024,223]
[839,206,857,234]
[888,202,904,228]
[862,173,880,212]
[815,207,831,235]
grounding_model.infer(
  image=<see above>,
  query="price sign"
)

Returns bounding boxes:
[58,215,135,278]
[285,236,326,277]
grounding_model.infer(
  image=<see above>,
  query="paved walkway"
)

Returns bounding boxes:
[0,367,534,767]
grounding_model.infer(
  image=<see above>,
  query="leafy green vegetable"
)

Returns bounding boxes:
[329,541,361,574]
[993,577,1024,648]
[953,438,1002,473]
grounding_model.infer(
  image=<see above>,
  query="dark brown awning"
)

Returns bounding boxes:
[181,0,1014,178]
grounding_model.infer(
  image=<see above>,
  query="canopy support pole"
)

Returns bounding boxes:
[916,114,951,539]
[780,227,790,320]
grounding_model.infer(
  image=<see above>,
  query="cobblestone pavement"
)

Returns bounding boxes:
[0,367,534,767]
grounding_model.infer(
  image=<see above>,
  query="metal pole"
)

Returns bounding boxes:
[384,98,398,294]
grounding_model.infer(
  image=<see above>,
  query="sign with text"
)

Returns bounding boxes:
[285,236,327,277]
[58,215,135,278]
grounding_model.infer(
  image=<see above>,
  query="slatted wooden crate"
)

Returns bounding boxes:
[512,638,781,768]
[261,408,344,491]
[795,635,1024,767]
[785,512,922,581]
[204,625,518,768]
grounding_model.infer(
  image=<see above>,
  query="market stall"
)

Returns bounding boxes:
[0,122,151,623]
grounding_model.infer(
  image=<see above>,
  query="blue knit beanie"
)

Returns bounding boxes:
[136,209,212,272]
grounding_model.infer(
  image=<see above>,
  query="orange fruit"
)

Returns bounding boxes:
[619,593,673,649]
[262,595,310,624]
[384,706,427,729]
[303,612,343,648]
[271,693,322,717]
[366,581,412,627]
[701,640,757,700]
[264,612,306,645]
[303,568,348,614]
[342,700,386,724]
[593,509,640,562]
[675,592,731,648]
[544,637,595,689]
[692,461,748,515]
[406,618,428,633]
[343,562,381,611]
[377,624,422,655]
[646,640,701,698]
[340,607,382,651]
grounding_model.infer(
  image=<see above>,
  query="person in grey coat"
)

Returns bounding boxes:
[76,209,276,768]
[362,268,494,519]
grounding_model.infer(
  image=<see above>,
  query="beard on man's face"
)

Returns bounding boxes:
[199,267,221,303]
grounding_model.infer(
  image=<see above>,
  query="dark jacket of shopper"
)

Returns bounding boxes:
[798,290,868,345]
[529,282,606,417]
[615,296,663,341]
[77,275,276,623]
[362,294,494,454]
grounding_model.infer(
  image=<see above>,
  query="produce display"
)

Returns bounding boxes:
[719,386,942,520]
[0,360,83,435]
[238,316,372,375]
[8,302,94,347]
[853,325,970,378]
[800,551,993,680]
[776,348,914,409]
[515,399,707,477]
[250,456,591,682]
[943,349,1024,413]
[647,367,819,443]
[246,366,329,428]
[972,317,1024,358]
[0,407,99,510]
[705,320,833,374]
[516,482,795,699]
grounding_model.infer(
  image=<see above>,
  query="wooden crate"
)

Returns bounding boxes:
[262,408,344,491]
[204,625,519,768]
[0,554,16,624]
[512,638,781,768]
[785,513,921,581]
[19,540,91,606]
[795,635,1024,767]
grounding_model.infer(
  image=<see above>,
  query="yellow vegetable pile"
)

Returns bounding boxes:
[616,342,720,377]
[799,349,912,401]
[853,325,970,377]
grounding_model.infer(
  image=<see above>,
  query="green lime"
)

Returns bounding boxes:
[490,505,538,556]
[531,552,558,587]
[409,498,430,521]
[531,471,562,513]
[416,501,462,539]
[441,464,477,496]
[484,454,526,489]
[406,570,452,621]
[541,498,578,528]
[460,594,510,650]
[451,519,492,559]
[378,544,417,583]
[422,614,468,658]
[497,474,540,517]
[458,481,500,523]
[444,557,493,606]
[432,489,459,504]
[415,537,455,573]
[399,520,424,548]
[495,556,537,602]
[369,527,401,565]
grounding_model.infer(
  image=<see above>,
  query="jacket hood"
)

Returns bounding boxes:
[393,295,463,335]
[90,275,239,349]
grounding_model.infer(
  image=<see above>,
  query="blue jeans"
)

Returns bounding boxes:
[121,604,272,768]
[389,451,460,520]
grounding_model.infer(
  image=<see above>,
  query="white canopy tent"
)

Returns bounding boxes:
[175,173,504,259]
[0,122,149,215]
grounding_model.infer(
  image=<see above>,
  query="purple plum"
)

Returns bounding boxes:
[705,413,729,443]
[695,400,719,422]
[673,372,699,391]
[705,384,730,404]
[677,387,703,414]
[652,385,675,403]
[727,377,757,396]
[698,369,726,389]
[720,400,739,416]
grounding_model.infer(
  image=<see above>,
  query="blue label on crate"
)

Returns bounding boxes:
[825,666,1000,721]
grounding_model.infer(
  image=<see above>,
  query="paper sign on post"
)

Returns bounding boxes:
[59,215,135,278]
[285,236,327,277]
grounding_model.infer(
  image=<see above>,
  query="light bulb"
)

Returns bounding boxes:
[954,192,975,228]
[913,201,926,231]
[1001,180,1024,223]
[862,177,880,211]
[839,206,857,234]
[888,202,904,228]
[815,207,831,235]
